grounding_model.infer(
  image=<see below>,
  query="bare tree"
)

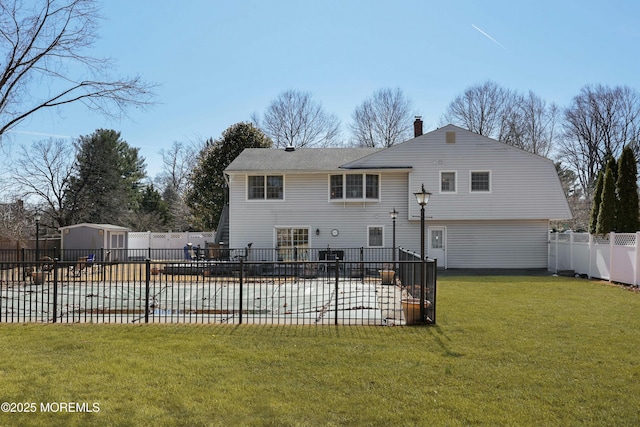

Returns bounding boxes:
[502,91,558,157]
[156,140,201,231]
[441,80,516,140]
[157,141,200,195]
[442,81,560,158]
[0,0,156,140]
[350,88,415,147]
[10,138,76,228]
[253,90,341,148]
[0,198,32,243]
[558,84,640,198]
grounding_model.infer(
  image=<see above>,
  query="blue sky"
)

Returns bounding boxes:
[7,0,640,178]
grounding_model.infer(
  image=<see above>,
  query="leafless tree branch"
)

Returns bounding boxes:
[0,0,156,139]
[350,88,415,147]
[256,90,341,148]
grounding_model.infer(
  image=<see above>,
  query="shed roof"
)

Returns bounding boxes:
[58,223,130,232]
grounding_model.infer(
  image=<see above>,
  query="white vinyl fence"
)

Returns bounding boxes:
[549,232,640,286]
[128,231,215,260]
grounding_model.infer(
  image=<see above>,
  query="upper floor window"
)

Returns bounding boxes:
[440,171,456,192]
[470,171,491,192]
[330,173,379,201]
[248,175,284,200]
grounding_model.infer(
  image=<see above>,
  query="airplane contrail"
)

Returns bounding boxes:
[7,130,73,138]
[472,24,506,50]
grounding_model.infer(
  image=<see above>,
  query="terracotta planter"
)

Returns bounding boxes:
[401,298,432,325]
[379,270,395,285]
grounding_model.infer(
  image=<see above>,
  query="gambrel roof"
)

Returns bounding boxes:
[224,124,572,221]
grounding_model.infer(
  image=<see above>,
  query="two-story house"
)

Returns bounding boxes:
[224,122,571,269]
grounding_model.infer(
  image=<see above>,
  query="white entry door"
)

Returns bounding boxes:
[428,226,447,268]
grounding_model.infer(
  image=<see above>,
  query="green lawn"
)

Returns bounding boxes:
[1,275,640,426]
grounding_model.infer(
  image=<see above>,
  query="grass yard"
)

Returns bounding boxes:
[1,274,640,426]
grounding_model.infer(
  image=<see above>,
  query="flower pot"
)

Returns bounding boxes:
[401,298,432,325]
[32,271,47,285]
[379,270,395,285]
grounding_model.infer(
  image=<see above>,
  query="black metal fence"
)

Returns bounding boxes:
[0,248,436,326]
[0,246,398,263]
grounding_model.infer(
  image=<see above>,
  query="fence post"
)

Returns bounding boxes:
[360,247,364,282]
[432,258,437,324]
[334,256,339,326]
[145,258,151,323]
[52,258,58,323]
[609,232,616,283]
[420,258,426,323]
[239,258,244,324]
[588,233,593,279]
[636,232,640,286]
[21,247,25,281]
[554,232,559,273]
[569,233,574,272]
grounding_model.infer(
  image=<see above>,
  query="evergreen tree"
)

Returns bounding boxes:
[589,170,604,234]
[615,146,640,232]
[605,156,618,191]
[66,129,146,225]
[185,123,272,229]
[124,184,170,231]
[140,185,169,220]
[596,161,617,234]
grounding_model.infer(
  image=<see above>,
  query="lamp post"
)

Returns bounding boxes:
[389,208,398,272]
[413,184,431,323]
[34,211,41,268]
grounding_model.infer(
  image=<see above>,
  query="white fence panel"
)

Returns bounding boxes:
[548,232,557,271]
[572,240,590,275]
[556,233,572,271]
[611,234,637,285]
[611,245,635,284]
[128,232,215,251]
[550,232,640,286]
[590,235,611,281]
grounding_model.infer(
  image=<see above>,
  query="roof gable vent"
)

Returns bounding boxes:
[446,131,456,144]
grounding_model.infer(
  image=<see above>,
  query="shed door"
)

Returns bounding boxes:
[428,226,446,269]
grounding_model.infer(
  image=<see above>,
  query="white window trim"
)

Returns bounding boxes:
[469,170,492,193]
[367,225,385,248]
[328,173,381,202]
[110,232,126,249]
[274,226,311,260]
[246,175,285,201]
[439,170,457,194]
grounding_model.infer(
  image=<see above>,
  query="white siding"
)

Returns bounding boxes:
[226,125,567,268]
[229,170,549,268]
[443,220,550,268]
[228,171,410,254]
[387,219,549,269]
[347,125,572,222]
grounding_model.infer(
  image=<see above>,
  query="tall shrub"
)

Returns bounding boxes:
[596,161,617,234]
[615,146,640,232]
[589,170,604,234]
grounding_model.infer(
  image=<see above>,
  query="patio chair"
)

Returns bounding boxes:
[70,253,96,276]
[231,243,252,261]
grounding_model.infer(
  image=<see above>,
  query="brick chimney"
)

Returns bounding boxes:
[414,116,423,137]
